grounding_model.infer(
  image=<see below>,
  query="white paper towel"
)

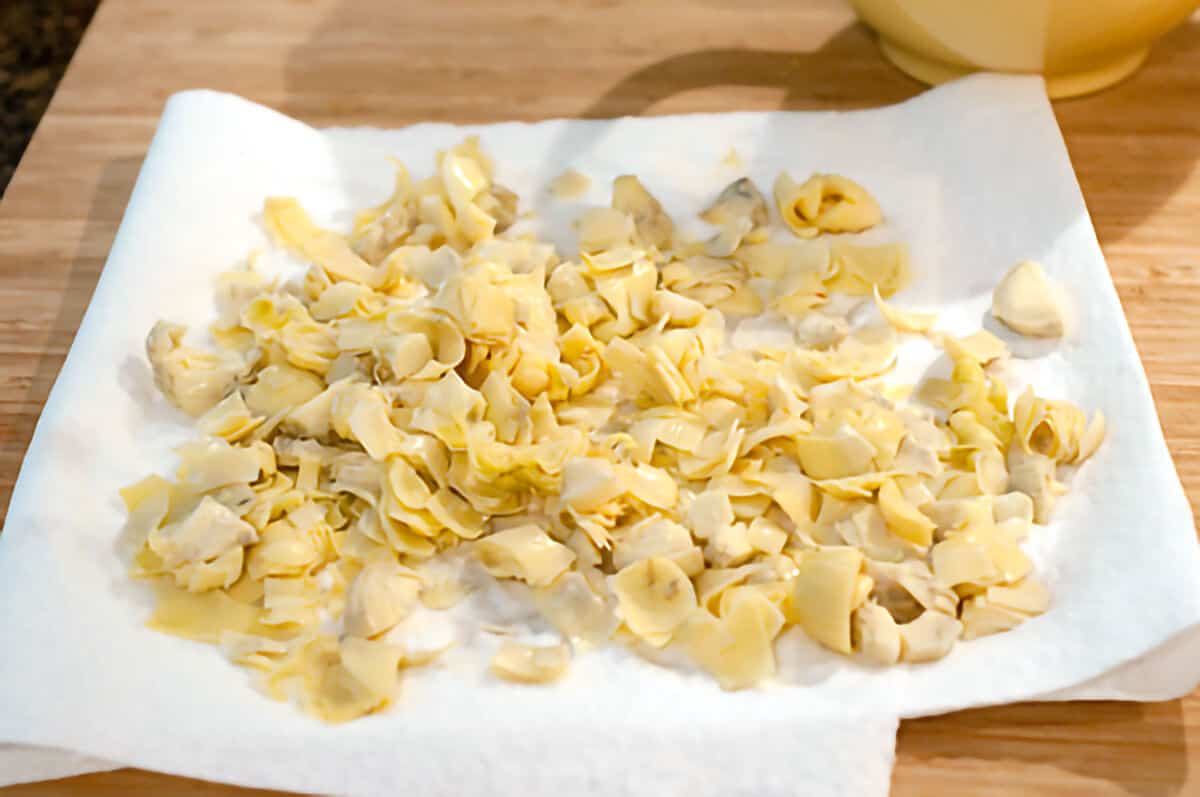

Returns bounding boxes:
[0,75,1196,795]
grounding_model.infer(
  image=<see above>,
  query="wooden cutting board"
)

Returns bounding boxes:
[1,1,1198,793]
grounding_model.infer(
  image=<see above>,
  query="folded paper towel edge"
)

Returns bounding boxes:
[1040,621,1200,702]
[0,744,119,786]
[2,715,903,796]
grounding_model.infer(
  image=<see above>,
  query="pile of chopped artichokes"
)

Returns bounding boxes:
[125,138,1104,722]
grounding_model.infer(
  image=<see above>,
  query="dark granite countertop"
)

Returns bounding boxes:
[1,0,99,196]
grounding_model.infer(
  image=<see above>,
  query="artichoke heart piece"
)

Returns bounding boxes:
[874,285,935,333]
[826,242,909,297]
[794,427,876,481]
[550,169,591,199]
[146,322,246,417]
[853,601,901,665]
[474,525,576,587]
[612,175,674,249]
[701,177,769,230]
[305,637,404,723]
[611,557,698,647]
[991,260,1064,338]
[612,516,703,576]
[790,546,864,654]
[899,610,962,663]
[491,640,571,684]
[343,562,421,638]
[533,571,618,649]
[877,479,935,547]
[149,496,258,574]
[686,588,783,690]
[775,173,882,238]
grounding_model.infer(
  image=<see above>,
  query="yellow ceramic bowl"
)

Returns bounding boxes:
[848,0,1199,98]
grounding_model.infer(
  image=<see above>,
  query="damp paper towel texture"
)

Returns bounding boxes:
[1,74,1198,796]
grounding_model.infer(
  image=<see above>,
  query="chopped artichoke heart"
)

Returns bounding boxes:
[126,139,1102,720]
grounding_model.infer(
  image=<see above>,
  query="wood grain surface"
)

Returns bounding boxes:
[1,0,1198,794]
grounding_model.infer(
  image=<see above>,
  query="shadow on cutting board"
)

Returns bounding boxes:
[896,698,1188,796]
[1054,19,1200,248]
[575,27,922,117]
